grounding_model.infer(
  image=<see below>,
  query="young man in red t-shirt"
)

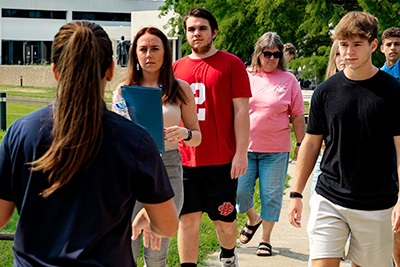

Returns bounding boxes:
[173,7,251,267]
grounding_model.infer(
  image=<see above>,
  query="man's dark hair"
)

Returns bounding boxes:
[381,27,400,44]
[182,7,219,33]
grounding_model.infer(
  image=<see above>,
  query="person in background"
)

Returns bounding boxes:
[310,39,345,195]
[284,43,297,64]
[380,27,400,267]
[236,32,305,257]
[325,40,346,79]
[380,27,400,79]
[307,39,346,267]
[0,21,178,266]
[288,11,400,267]
[117,35,129,66]
[173,7,251,267]
[113,26,201,267]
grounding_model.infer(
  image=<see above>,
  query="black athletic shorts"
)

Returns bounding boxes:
[180,163,237,222]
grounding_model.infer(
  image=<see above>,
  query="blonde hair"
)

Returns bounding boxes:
[30,21,113,198]
[325,40,340,80]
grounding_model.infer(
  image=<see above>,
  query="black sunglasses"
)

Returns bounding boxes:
[262,51,283,59]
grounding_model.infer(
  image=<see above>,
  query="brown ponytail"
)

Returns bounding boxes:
[30,21,113,198]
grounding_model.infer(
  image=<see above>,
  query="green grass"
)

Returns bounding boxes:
[0,85,56,99]
[0,98,298,267]
[0,102,46,266]
[5,103,46,127]
[0,213,19,266]
[304,102,310,114]
[0,84,112,103]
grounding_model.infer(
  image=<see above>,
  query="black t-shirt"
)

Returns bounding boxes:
[0,105,174,266]
[307,70,400,210]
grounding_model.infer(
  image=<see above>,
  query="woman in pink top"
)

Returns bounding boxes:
[236,32,305,256]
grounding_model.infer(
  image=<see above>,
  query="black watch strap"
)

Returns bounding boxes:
[290,192,303,199]
[183,129,192,141]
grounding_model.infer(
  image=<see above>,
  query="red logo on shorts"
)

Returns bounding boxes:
[218,202,234,216]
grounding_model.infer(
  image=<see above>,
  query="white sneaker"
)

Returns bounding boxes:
[219,250,238,267]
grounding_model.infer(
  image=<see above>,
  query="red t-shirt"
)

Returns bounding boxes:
[173,51,251,167]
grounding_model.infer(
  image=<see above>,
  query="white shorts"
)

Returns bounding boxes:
[307,193,393,266]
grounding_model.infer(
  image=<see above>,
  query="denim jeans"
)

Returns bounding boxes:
[131,149,183,267]
[236,152,289,222]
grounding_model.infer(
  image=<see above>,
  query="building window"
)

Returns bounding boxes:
[2,9,66,19]
[72,12,131,22]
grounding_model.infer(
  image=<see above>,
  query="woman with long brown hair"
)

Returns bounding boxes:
[0,21,178,266]
[113,26,201,267]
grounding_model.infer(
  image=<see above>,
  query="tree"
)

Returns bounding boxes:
[160,0,400,83]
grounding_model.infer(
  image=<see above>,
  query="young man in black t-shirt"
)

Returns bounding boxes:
[288,11,400,267]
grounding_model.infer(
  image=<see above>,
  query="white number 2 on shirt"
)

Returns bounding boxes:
[190,83,206,121]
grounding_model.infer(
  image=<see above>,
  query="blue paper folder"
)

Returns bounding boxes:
[121,85,164,154]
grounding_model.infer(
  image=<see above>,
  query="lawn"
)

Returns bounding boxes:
[0,90,297,266]
[0,102,46,266]
[0,84,113,103]
[0,101,241,267]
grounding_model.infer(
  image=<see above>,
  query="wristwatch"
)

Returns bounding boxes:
[183,129,192,141]
[290,192,303,199]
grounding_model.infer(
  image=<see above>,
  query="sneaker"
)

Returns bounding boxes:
[219,250,238,267]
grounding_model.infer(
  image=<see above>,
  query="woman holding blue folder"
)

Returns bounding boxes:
[113,27,201,267]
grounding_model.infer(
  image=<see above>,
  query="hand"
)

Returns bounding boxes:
[230,153,248,179]
[164,126,187,143]
[132,209,162,250]
[287,198,303,228]
[392,201,400,233]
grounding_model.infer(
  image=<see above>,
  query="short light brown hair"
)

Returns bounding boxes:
[381,27,400,44]
[331,11,378,43]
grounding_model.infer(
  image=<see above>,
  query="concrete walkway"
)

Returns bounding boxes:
[204,161,351,267]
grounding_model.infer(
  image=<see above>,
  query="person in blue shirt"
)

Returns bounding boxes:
[380,27,400,80]
[381,26,400,267]
[0,21,178,267]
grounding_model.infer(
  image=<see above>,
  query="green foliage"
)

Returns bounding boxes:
[160,0,400,83]
[0,211,19,266]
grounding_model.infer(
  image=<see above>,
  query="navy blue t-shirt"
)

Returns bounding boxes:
[308,70,400,210]
[0,105,174,266]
